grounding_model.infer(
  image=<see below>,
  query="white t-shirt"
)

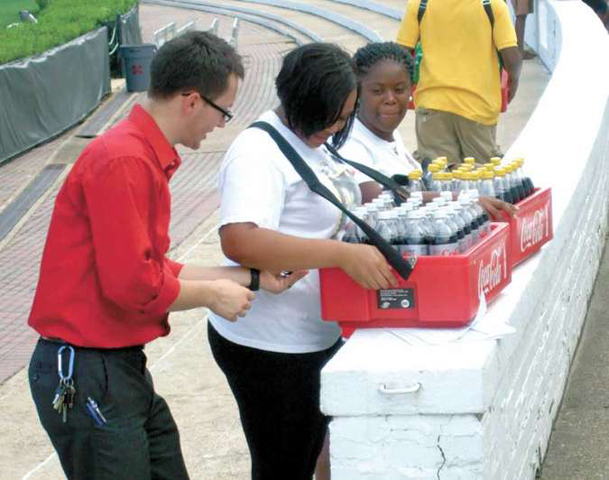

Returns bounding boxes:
[339,118,421,185]
[208,111,343,353]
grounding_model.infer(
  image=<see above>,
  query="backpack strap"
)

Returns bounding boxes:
[418,0,495,28]
[482,0,495,28]
[417,0,428,23]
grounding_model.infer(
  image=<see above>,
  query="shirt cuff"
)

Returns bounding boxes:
[165,258,184,278]
[144,266,181,316]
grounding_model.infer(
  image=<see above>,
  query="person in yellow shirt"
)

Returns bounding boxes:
[397,0,522,167]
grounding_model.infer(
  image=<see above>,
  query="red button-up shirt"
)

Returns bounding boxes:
[28,105,184,348]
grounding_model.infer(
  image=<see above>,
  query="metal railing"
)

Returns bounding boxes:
[153,21,177,46]
[176,19,197,36]
[229,18,240,48]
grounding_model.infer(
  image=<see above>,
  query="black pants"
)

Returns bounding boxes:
[208,322,342,480]
[28,338,189,480]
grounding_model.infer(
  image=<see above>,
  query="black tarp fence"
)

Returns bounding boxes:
[0,5,142,165]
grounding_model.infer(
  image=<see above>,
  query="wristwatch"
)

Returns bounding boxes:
[248,268,260,291]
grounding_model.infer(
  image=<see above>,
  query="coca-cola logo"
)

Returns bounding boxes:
[478,242,507,298]
[520,204,550,252]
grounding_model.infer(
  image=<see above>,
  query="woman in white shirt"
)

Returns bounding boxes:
[340,42,516,217]
[208,43,397,479]
[339,42,419,203]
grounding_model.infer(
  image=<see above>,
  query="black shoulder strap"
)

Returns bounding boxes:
[250,121,413,281]
[323,142,408,205]
[417,0,428,23]
[482,0,495,28]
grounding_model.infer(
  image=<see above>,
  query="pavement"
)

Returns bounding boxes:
[1,1,604,479]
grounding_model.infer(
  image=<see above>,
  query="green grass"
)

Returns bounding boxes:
[0,0,40,28]
[0,0,137,65]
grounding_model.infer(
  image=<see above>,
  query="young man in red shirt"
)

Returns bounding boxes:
[27,31,300,479]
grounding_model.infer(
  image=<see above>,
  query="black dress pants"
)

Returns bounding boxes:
[29,338,189,480]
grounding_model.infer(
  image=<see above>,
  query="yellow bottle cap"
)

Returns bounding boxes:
[432,172,443,180]
[490,157,502,165]
[463,157,476,164]
[428,164,440,172]
[482,170,494,180]
[408,170,422,179]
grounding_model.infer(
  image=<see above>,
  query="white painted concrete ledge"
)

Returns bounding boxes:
[321,2,609,479]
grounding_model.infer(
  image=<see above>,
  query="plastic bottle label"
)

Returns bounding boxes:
[429,242,459,256]
[401,244,428,256]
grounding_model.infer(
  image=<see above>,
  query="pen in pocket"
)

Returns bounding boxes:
[85,397,107,426]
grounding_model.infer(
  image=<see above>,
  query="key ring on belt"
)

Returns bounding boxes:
[57,345,75,382]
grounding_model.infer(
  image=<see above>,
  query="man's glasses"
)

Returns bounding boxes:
[181,92,234,123]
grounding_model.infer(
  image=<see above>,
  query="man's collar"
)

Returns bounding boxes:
[128,104,181,172]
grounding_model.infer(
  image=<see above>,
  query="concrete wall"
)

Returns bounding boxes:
[321,2,609,478]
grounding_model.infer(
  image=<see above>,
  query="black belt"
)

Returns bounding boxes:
[40,336,144,353]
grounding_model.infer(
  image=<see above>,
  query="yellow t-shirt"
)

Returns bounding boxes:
[396,0,517,125]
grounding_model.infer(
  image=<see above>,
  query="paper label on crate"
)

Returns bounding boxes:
[519,202,551,252]
[377,289,415,310]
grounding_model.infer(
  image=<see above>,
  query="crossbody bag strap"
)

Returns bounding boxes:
[323,142,409,205]
[250,121,413,281]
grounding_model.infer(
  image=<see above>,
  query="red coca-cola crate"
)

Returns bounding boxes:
[497,187,553,267]
[320,223,512,335]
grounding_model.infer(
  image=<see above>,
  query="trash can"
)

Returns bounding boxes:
[119,44,157,92]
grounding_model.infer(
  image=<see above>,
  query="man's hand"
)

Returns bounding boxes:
[479,196,519,219]
[507,75,519,104]
[337,243,398,290]
[208,279,255,322]
[260,270,309,294]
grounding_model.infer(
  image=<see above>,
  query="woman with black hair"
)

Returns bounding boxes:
[342,41,517,217]
[340,41,420,204]
[207,43,396,479]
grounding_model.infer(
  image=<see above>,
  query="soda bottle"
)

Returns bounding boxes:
[493,168,513,203]
[463,157,477,169]
[458,195,480,246]
[468,190,491,237]
[443,205,466,253]
[503,165,519,203]
[376,210,398,245]
[517,158,535,197]
[379,192,396,210]
[490,157,502,168]
[451,170,465,194]
[389,209,406,246]
[403,210,430,257]
[510,160,528,200]
[428,171,443,192]
[508,163,525,203]
[407,170,425,193]
[451,203,473,252]
[341,215,360,243]
[479,169,496,197]
[424,163,441,190]
[429,210,460,256]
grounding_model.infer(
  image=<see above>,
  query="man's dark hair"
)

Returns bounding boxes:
[149,31,244,100]
[353,41,414,82]
[276,43,358,149]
